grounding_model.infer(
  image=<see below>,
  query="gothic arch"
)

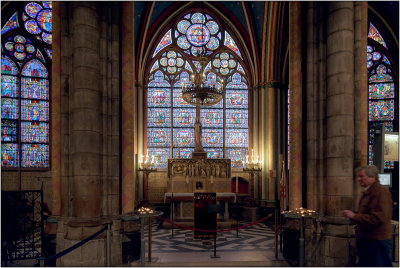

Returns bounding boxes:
[139,4,256,169]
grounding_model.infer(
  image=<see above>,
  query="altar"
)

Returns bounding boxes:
[167,158,231,193]
[162,74,237,226]
[164,192,236,220]
[165,158,236,223]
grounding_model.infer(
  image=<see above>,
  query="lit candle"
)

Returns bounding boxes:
[251,149,254,164]
[145,149,149,164]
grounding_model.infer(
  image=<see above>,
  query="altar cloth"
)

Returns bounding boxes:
[164,192,236,203]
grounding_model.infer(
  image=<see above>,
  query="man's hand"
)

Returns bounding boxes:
[342,210,355,219]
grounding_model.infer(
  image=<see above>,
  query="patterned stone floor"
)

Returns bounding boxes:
[133,218,290,266]
[147,219,277,253]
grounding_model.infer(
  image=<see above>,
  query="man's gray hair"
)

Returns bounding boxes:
[355,165,379,180]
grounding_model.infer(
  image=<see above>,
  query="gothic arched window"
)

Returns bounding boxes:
[146,10,249,169]
[1,1,52,169]
[367,23,398,169]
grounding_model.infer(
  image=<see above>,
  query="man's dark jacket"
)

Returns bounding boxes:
[353,181,393,240]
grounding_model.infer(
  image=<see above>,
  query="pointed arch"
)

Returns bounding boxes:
[22,59,48,78]
[141,6,251,169]
[1,2,51,170]
[1,56,19,75]
[367,21,398,170]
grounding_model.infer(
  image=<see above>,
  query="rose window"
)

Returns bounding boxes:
[159,51,185,74]
[4,35,36,61]
[176,12,221,56]
[23,1,52,44]
[212,52,238,76]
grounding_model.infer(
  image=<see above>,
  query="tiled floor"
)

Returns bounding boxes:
[131,219,289,266]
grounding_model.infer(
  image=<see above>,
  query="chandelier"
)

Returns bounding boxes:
[181,24,224,106]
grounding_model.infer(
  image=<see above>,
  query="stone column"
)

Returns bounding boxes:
[303,3,362,266]
[305,2,328,212]
[267,84,276,201]
[51,1,62,216]
[98,3,121,216]
[69,2,102,219]
[305,1,318,211]
[326,2,355,216]
[288,1,303,210]
[57,3,123,266]
[353,2,368,207]
[121,1,136,214]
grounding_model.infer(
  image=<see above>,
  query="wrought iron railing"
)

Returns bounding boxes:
[1,190,43,263]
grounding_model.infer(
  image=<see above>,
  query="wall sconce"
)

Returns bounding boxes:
[242,149,263,172]
[138,149,158,173]
[242,149,262,201]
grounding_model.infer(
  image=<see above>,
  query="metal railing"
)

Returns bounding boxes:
[1,190,43,264]
[37,223,111,266]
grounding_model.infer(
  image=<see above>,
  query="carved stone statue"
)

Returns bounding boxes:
[194,121,203,151]
[194,104,204,152]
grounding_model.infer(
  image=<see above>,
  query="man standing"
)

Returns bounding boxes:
[343,165,393,266]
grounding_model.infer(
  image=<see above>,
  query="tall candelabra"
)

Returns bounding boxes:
[242,149,263,201]
[138,149,158,202]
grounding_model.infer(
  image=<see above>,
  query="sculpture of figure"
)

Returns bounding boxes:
[221,165,227,177]
[195,161,199,176]
[189,163,193,177]
[205,164,210,177]
[194,104,204,152]
[194,121,203,151]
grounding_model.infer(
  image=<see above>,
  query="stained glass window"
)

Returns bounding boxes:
[1,2,51,169]
[367,23,397,169]
[146,10,249,168]
[153,29,173,58]
[1,12,19,35]
[224,32,242,59]
[368,23,387,49]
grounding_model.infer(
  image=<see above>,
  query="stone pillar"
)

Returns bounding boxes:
[326,2,355,216]
[305,1,318,212]
[121,1,136,214]
[267,84,276,201]
[51,1,62,216]
[57,3,123,266]
[353,2,368,207]
[302,3,363,266]
[305,2,328,212]
[99,2,120,216]
[69,2,102,219]
[288,1,303,210]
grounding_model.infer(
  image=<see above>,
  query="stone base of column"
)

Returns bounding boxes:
[281,215,356,266]
[55,217,122,266]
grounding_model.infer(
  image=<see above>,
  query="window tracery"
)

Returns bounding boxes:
[367,23,397,169]
[146,10,249,168]
[1,1,52,169]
